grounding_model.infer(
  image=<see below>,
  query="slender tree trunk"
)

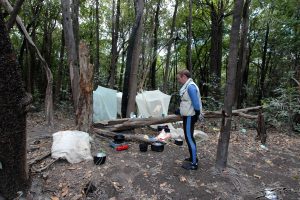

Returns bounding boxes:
[257,22,269,104]
[163,0,178,92]
[95,0,100,85]
[108,0,120,88]
[209,0,224,100]
[6,0,25,31]
[186,0,193,72]
[61,0,80,114]
[118,32,126,90]
[72,0,80,58]
[215,0,244,171]
[55,29,65,102]
[0,13,31,199]
[121,0,144,118]
[236,0,251,108]
[149,0,161,90]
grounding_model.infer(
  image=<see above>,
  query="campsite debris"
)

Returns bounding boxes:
[31,158,58,173]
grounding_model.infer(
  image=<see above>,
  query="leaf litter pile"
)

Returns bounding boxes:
[26,110,300,200]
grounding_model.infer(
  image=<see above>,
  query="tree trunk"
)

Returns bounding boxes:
[186,0,193,72]
[94,0,100,85]
[0,13,30,199]
[77,42,94,132]
[209,0,224,100]
[108,0,120,88]
[61,0,80,114]
[257,22,269,104]
[150,0,161,90]
[5,0,25,31]
[163,0,178,92]
[55,29,65,103]
[235,0,251,108]
[121,0,144,118]
[215,0,244,171]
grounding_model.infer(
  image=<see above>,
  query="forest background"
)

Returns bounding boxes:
[0,0,300,199]
[2,0,299,132]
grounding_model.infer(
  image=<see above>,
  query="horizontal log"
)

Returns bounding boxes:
[93,128,152,143]
[93,106,263,132]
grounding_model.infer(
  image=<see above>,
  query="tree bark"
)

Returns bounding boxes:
[77,42,94,132]
[55,29,65,102]
[121,0,144,118]
[61,0,80,113]
[150,0,161,90]
[209,0,224,100]
[0,13,30,199]
[108,0,120,88]
[94,0,100,85]
[216,0,244,171]
[186,0,193,72]
[163,0,178,92]
[235,0,251,108]
[5,0,25,31]
[257,22,270,104]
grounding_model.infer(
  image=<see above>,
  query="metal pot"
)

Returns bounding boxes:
[113,134,125,144]
[151,142,164,152]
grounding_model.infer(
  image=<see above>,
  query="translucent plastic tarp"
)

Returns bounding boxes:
[93,86,117,122]
[136,90,171,118]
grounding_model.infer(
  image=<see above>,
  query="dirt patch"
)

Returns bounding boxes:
[25,109,300,200]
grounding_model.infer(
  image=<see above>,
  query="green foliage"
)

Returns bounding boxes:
[262,72,300,133]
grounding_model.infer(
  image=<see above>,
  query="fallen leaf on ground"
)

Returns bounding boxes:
[51,196,59,200]
[179,176,187,182]
[253,174,261,179]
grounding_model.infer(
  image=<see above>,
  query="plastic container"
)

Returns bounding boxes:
[151,142,164,152]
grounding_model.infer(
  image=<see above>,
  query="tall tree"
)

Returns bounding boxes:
[163,0,178,92]
[235,0,251,108]
[61,0,80,112]
[216,0,244,171]
[121,0,144,117]
[208,0,224,100]
[150,0,161,89]
[108,0,121,88]
[0,13,31,199]
[186,0,193,72]
[94,0,100,84]
[257,22,270,104]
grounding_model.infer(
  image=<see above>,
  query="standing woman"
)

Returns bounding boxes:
[176,69,203,170]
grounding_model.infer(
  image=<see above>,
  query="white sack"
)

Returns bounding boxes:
[51,130,93,164]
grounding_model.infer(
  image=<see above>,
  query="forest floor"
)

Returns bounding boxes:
[25,106,300,200]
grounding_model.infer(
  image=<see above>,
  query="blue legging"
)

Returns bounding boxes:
[183,116,197,165]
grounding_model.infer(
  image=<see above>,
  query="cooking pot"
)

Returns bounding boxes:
[151,142,165,152]
[139,143,148,152]
[93,152,106,165]
[113,134,125,144]
[174,138,183,146]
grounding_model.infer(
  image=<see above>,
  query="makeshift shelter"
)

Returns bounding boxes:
[93,86,117,122]
[136,90,171,118]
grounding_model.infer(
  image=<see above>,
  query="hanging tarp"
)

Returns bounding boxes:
[93,86,117,122]
[136,90,171,118]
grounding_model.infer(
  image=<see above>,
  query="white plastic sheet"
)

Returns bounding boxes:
[93,86,117,122]
[136,90,171,118]
[51,130,93,164]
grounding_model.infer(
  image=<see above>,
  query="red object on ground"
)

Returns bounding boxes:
[115,144,129,151]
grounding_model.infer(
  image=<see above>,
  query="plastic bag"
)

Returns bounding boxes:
[51,130,93,164]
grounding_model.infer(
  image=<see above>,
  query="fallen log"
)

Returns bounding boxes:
[93,106,262,131]
[93,128,152,143]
